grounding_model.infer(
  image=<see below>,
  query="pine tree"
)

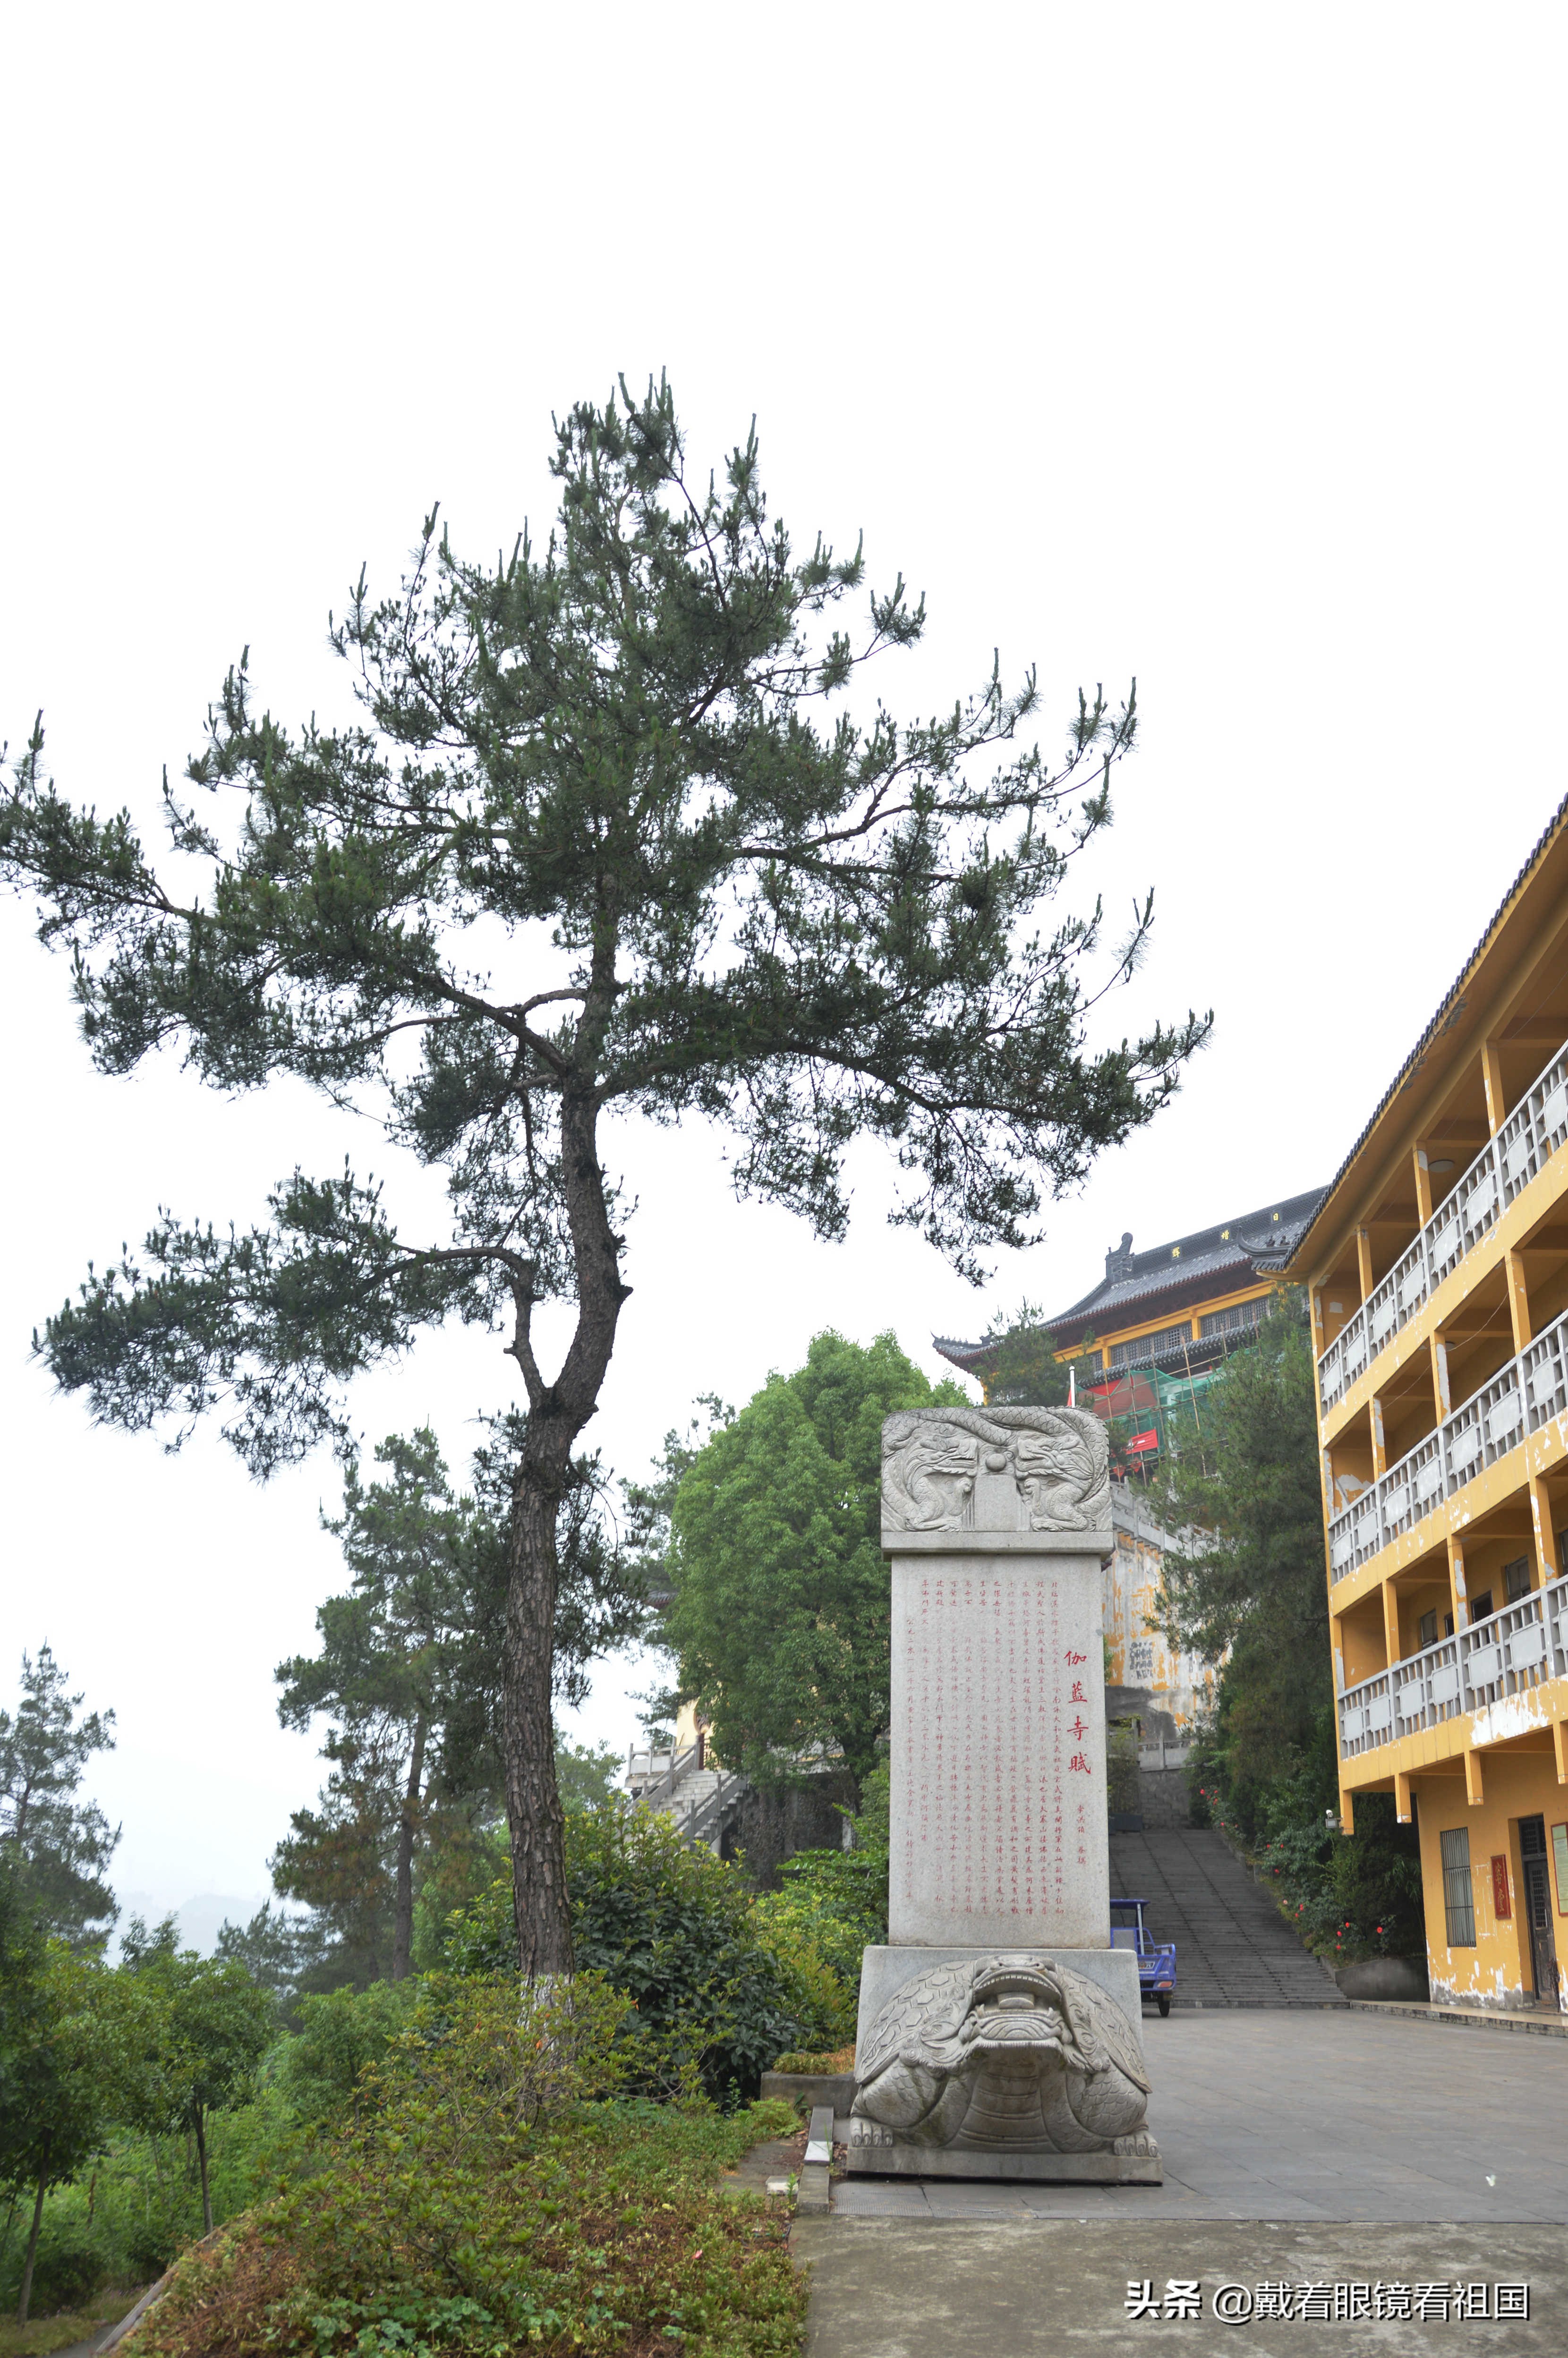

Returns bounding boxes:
[0,1648,118,1947]
[1,379,1206,1968]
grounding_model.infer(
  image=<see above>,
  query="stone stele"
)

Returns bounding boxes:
[849,1404,1160,2182]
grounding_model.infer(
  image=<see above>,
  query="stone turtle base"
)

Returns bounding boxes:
[843,2127,1162,2184]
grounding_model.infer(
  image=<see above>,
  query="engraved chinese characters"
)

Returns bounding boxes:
[881,1405,1111,1534]
[895,1565,1102,1944]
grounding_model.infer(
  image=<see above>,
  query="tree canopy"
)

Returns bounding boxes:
[1153,1293,1330,1800]
[0,1647,118,1948]
[660,1331,965,1781]
[1,377,1206,1967]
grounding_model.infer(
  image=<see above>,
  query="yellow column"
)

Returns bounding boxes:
[1370,1395,1388,1478]
[1413,1147,1435,1225]
[1505,1250,1534,1354]
[1555,1720,1568,1787]
[1465,1749,1486,1806]
[1528,1474,1557,1588]
[1382,1579,1402,1668]
[1447,1534,1467,1631]
[1339,1788,1356,1836]
[1394,1770,1413,1824]
[1356,1228,1375,1301]
[1429,1329,1452,1421]
[1482,1038,1508,1134]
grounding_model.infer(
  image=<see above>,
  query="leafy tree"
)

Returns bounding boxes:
[213,1898,329,2009]
[1,377,1205,1969]
[275,1428,491,1986]
[553,1735,625,1813]
[0,1910,118,2326]
[117,1932,275,2233]
[0,1647,118,1948]
[274,1427,646,1983]
[970,1298,1071,1406]
[662,1332,965,1781]
[1153,1293,1329,1812]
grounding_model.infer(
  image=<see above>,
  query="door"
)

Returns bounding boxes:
[1519,1817,1559,2004]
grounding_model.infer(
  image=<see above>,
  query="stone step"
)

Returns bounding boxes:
[1109,1825,1346,2008]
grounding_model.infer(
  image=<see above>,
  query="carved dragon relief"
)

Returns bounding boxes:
[881,1406,1110,1533]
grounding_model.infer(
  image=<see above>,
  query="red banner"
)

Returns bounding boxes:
[1125,1427,1159,1454]
[1491,1854,1512,1919]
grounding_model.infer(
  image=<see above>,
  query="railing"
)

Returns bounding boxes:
[627,1740,700,1806]
[1318,1037,1568,1414]
[1338,1568,1568,1760]
[683,1767,745,1851]
[1324,1291,1568,1582]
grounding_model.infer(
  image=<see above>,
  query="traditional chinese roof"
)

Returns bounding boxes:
[935,1184,1326,1371]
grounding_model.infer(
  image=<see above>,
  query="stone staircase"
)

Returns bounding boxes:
[1109,1824,1346,2008]
[627,1750,750,1853]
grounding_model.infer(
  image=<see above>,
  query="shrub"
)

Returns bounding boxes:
[129,2035,805,2358]
[0,2215,108,2316]
[750,1885,859,2046]
[443,1804,804,2102]
[273,1978,420,2126]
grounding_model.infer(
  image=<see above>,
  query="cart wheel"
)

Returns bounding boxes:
[1157,1996,1171,2017]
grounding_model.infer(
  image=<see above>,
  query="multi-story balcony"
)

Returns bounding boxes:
[1338,1570,1568,1765]
[1324,1292,1568,1585]
[1317,1036,1568,1419]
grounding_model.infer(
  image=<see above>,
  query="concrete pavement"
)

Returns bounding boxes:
[792,2219,1564,2356]
[832,2010,1568,2222]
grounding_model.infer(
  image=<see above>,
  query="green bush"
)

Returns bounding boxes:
[770,1762,889,1938]
[273,1977,420,2126]
[443,1803,805,2102]
[129,1988,804,2358]
[2,2215,108,2315]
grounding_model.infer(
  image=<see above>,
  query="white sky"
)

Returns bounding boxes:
[3,4,1565,1945]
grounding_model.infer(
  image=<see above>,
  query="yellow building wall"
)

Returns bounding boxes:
[1415,1749,1566,2010]
[1104,1510,1218,1734]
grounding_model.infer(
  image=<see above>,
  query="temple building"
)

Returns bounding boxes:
[934,1186,1323,1748]
[1292,792,1568,2011]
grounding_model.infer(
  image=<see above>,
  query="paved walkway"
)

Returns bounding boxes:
[1110,1826,1346,2007]
[793,2219,1562,2356]
[833,2010,1568,2221]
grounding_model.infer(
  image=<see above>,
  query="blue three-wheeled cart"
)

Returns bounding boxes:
[1109,1896,1177,2016]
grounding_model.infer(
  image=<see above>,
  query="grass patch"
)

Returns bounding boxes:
[0,2281,146,2358]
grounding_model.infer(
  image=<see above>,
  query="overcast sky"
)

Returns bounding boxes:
[4,4,1565,1948]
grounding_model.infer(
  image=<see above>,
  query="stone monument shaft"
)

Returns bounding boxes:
[848,1403,1160,2183]
[889,1542,1108,1948]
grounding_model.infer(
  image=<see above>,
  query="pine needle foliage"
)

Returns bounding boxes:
[0,376,1207,1971]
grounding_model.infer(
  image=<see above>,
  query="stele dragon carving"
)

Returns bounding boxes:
[852,1953,1157,2157]
[880,1406,1110,1534]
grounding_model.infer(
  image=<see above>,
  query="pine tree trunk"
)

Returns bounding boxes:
[194,2108,212,2236]
[16,2138,50,2327]
[505,1459,572,1975]
[503,1064,628,1975]
[392,1716,428,1982]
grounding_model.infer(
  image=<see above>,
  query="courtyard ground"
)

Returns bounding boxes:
[797,2012,1568,2354]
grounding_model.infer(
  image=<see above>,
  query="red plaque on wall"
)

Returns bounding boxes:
[1491,1854,1512,1919]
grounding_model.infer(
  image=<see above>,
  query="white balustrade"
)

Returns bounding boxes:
[1324,1291,1568,1583]
[1316,1038,1568,1414]
[1337,1567,1568,1761]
